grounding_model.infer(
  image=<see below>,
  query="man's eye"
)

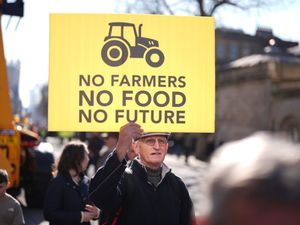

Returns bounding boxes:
[158,139,166,144]
[145,139,155,145]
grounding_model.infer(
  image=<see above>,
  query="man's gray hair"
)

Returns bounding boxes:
[204,132,300,225]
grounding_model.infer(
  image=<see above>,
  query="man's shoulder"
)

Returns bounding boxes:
[124,160,141,177]
[3,193,21,206]
[166,171,187,189]
[1,194,25,225]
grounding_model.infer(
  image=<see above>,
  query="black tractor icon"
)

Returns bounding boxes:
[101,22,165,67]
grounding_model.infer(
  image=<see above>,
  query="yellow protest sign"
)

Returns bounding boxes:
[48,14,215,132]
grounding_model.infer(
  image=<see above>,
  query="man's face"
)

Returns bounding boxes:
[134,135,168,169]
[0,182,8,198]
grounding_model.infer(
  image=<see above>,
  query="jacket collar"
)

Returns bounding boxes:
[130,158,171,185]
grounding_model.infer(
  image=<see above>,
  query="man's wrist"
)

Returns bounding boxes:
[116,146,128,161]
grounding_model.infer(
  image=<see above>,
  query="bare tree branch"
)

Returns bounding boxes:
[195,0,207,16]
[161,0,175,15]
[122,0,295,19]
[209,0,242,15]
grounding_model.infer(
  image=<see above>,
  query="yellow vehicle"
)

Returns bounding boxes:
[0,128,22,189]
[0,0,54,208]
[0,126,39,190]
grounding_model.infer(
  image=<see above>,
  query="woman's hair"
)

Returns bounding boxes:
[56,141,88,176]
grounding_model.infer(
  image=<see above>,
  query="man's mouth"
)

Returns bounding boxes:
[150,152,161,155]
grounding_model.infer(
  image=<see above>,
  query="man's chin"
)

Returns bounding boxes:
[148,157,164,165]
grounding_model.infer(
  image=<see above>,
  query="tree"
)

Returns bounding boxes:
[123,0,294,16]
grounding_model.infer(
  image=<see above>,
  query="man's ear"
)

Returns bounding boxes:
[132,141,139,154]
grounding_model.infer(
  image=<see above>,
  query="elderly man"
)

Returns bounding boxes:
[197,132,300,225]
[89,122,194,225]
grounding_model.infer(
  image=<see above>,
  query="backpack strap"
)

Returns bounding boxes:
[100,162,135,225]
[111,207,122,225]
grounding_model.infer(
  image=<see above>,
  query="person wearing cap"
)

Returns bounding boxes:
[96,132,119,169]
[89,122,194,225]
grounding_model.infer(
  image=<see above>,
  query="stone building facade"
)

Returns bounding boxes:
[194,28,300,160]
[216,53,300,144]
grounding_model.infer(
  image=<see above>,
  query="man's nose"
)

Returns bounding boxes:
[153,139,160,148]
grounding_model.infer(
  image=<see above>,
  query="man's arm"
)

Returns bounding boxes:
[13,199,25,225]
[180,183,195,225]
[89,150,126,208]
[89,123,143,208]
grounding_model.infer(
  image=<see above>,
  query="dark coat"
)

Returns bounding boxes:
[44,172,91,225]
[89,151,194,225]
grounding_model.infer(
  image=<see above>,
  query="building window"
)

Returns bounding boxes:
[217,42,225,60]
[229,42,238,60]
[242,45,251,56]
[279,115,299,142]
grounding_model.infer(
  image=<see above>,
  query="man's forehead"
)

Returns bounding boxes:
[141,135,167,139]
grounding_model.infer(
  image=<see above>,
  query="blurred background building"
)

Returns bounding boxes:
[188,27,300,160]
[215,27,300,145]
[7,60,22,115]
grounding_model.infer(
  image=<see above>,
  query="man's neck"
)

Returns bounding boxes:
[139,159,162,170]
[145,167,162,187]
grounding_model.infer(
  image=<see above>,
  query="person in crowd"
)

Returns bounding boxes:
[0,169,25,225]
[197,132,300,225]
[44,141,99,225]
[96,132,119,168]
[89,122,194,225]
[87,132,104,171]
[22,142,55,208]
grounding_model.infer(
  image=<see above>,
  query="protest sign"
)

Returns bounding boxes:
[48,14,215,132]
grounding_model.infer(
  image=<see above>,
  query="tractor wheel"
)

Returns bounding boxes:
[101,41,128,67]
[145,48,164,67]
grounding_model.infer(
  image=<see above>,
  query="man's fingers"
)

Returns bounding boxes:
[120,122,143,139]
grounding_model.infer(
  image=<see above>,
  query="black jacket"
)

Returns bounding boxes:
[44,172,91,225]
[89,151,194,225]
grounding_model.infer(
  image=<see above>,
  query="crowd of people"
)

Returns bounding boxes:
[2,122,300,225]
